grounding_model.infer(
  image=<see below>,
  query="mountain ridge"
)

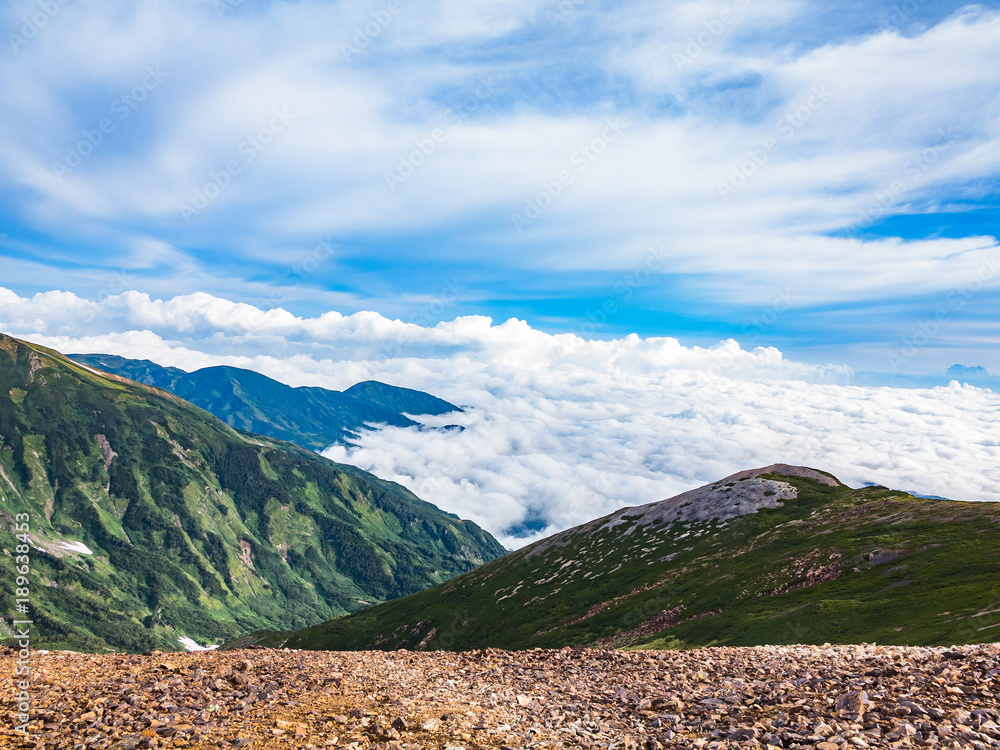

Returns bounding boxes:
[232,465,1000,651]
[0,333,505,653]
[68,353,460,452]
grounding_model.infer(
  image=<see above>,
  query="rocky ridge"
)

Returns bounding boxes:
[1,643,998,749]
[527,465,833,560]
[241,469,1000,652]
[602,463,836,528]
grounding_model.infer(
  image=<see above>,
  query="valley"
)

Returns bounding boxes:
[0,334,504,653]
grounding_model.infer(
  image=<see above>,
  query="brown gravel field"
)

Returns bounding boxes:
[1,643,998,749]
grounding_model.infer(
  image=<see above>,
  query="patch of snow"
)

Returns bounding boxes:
[76,363,109,377]
[60,540,93,555]
[178,636,219,652]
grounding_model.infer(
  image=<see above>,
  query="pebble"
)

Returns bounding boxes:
[0,643,997,749]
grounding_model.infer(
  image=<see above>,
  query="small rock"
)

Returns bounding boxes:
[837,690,873,717]
[728,726,757,741]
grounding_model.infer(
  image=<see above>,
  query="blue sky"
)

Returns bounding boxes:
[2,0,999,377]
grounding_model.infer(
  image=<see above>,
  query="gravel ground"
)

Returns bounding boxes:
[1,643,998,749]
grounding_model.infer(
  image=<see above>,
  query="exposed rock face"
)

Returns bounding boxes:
[607,464,841,528]
[2,643,997,749]
[95,433,118,471]
[529,464,836,558]
[601,476,793,531]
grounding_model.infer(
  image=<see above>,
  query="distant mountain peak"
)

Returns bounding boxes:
[947,364,991,376]
[67,353,460,451]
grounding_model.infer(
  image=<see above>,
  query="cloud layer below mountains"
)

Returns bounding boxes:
[4,287,998,548]
[2,2,1000,368]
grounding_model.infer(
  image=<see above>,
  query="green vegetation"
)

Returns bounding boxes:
[0,334,504,652]
[232,472,1000,652]
[68,353,460,451]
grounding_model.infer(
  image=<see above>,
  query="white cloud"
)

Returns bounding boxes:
[3,288,998,549]
[323,363,1000,548]
[1,2,998,314]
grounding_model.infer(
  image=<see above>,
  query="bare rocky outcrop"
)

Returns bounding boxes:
[528,465,836,559]
[0,461,18,495]
[95,434,118,471]
[26,351,43,381]
[604,464,840,530]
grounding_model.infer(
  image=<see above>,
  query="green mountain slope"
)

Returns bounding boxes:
[233,465,1000,651]
[68,353,460,452]
[0,334,505,653]
[341,380,462,417]
[65,354,189,391]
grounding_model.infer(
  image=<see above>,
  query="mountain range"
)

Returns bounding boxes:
[232,464,1000,652]
[4,333,999,656]
[67,353,460,452]
[0,334,504,652]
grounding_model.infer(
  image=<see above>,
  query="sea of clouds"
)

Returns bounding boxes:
[3,287,998,548]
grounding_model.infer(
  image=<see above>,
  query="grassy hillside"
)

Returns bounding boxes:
[69,353,460,451]
[0,334,504,652]
[232,467,1000,651]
